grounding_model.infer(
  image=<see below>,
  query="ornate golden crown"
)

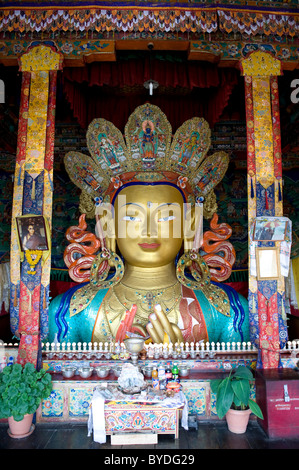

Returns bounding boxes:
[64,103,229,215]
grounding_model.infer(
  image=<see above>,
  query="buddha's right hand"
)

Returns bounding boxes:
[146,304,184,344]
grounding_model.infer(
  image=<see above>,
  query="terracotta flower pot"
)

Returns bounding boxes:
[225,408,251,434]
[8,413,34,438]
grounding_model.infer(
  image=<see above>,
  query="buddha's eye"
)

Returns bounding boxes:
[157,215,176,222]
[122,215,142,222]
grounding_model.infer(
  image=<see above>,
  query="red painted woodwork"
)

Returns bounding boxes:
[255,368,299,438]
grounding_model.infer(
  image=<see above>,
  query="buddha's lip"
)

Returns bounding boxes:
[138,243,160,249]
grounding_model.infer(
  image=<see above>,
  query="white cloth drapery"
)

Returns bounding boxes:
[87,385,189,444]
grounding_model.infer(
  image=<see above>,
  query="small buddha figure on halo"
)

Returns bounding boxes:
[47,104,249,345]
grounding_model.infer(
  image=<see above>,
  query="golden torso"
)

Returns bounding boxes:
[91,281,182,342]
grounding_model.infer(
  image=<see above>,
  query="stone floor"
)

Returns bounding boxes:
[1,421,299,450]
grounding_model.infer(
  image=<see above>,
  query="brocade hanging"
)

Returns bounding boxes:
[0,7,297,38]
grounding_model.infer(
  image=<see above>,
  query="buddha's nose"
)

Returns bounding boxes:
[141,211,158,238]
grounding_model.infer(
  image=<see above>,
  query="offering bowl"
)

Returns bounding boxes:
[178,364,190,377]
[61,366,76,379]
[78,367,94,379]
[142,366,153,378]
[95,367,111,378]
[124,337,145,366]
[113,367,122,377]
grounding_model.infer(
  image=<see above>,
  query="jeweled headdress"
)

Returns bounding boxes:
[65,103,229,218]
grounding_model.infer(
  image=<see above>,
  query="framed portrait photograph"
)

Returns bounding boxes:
[256,247,280,280]
[16,215,49,252]
[253,217,287,241]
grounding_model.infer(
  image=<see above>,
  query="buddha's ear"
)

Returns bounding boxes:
[95,203,116,253]
[183,203,203,252]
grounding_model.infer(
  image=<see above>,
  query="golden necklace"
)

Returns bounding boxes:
[109,281,182,324]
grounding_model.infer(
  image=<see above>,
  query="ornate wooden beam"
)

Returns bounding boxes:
[0,39,298,69]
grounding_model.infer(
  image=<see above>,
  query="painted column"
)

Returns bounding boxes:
[241,51,288,368]
[10,44,63,367]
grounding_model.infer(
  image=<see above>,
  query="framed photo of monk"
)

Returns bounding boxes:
[256,247,280,280]
[16,215,49,253]
[253,217,287,241]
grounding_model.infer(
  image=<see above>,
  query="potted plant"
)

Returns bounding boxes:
[210,365,263,434]
[0,362,52,438]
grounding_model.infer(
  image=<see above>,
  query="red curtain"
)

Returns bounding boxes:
[291,305,299,318]
[225,282,248,299]
[62,58,239,131]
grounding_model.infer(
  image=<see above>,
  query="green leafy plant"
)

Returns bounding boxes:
[0,363,52,422]
[210,365,263,420]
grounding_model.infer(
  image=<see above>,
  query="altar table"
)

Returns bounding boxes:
[87,385,188,443]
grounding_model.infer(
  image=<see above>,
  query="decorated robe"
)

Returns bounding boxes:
[47,283,249,345]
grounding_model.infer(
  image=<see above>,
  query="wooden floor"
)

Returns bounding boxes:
[1,421,299,450]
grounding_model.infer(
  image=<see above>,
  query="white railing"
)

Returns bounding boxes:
[1,343,19,348]
[40,339,299,360]
[3,339,299,353]
[2,340,299,360]
[40,340,260,360]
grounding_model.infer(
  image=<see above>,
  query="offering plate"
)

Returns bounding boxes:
[118,384,148,395]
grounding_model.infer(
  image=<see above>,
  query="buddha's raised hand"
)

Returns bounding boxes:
[146,304,184,344]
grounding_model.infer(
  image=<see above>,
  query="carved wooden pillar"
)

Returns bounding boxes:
[10,44,63,367]
[241,51,288,369]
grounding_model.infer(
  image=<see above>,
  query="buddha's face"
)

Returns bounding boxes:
[114,184,184,267]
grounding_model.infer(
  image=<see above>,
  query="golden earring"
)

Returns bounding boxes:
[90,247,124,289]
[176,249,231,317]
[176,249,211,290]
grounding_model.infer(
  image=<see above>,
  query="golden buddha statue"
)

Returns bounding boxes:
[47,104,249,345]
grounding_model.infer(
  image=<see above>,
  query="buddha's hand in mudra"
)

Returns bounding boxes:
[115,304,147,342]
[146,304,184,344]
[114,303,183,344]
